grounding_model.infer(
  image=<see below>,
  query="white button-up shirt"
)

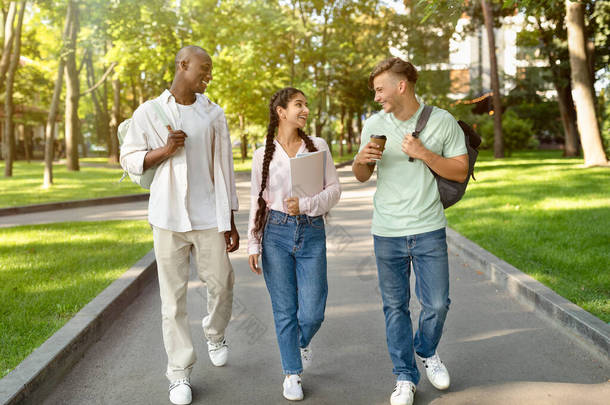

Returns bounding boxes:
[247,137,341,254]
[120,90,239,233]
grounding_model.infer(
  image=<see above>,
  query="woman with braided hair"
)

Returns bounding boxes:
[247,87,341,401]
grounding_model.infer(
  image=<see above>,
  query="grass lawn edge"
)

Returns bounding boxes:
[0,250,157,405]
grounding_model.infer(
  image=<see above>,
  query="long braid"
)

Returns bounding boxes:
[252,94,280,241]
[252,87,315,242]
[297,128,318,153]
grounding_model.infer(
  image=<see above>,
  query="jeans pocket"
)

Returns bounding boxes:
[268,214,283,225]
[309,216,325,230]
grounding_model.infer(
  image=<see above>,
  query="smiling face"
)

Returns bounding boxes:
[372,71,405,114]
[277,92,309,129]
[180,50,213,94]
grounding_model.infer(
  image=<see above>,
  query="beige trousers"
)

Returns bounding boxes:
[152,226,234,381]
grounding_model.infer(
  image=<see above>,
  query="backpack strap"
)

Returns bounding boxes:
[408,104,433,162]
[149,99,174,144]
[150,99,170,127]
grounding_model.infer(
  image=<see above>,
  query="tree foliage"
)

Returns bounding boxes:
[1,0,608,169]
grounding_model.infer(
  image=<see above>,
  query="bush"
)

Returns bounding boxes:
[510,101,563,145]
[477,109,538,155]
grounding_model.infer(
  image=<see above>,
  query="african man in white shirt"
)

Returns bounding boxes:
[120,45,239,405]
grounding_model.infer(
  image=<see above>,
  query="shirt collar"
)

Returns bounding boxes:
[160,89,211,107]
[161,89,174,104]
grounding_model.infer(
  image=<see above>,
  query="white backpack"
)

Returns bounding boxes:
[118,100,170,189]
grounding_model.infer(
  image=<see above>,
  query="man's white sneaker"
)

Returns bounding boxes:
[420,353,450,390]
[168,378,192,405]
[390,380,416,405]
[282,374,304,401]
[207,338,228,367]
[300,346,312,370]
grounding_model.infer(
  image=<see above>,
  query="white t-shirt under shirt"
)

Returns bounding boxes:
[177,102,217,230]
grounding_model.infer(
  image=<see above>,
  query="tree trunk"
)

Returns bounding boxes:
[556,83,579,157]
[85,50,111,152]
[535,17,580,158]
[315,118,324,139]
[78,119,87,157]
[64,0,80,171]
[108,76,121,164]
[3,1,25,177]
[356,111,363,146]
[346,111,353,155]
[481,0,504,158]
[0,2,17,86]
[44,61,68,188]
[102,44,112,153]
[23,126,31,162]
[586,40,596,109]
[565,0,608,166]
[238,114,247,161]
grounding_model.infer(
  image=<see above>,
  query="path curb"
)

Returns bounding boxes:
[446,227,610,359]
[0,250,157,405]
[0,194,149,217]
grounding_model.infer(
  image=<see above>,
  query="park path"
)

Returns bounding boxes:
[16,166,610,404]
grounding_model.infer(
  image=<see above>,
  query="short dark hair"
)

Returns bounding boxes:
[368,57,418,90]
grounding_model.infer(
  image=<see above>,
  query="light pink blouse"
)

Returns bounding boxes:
[247,136,342,255]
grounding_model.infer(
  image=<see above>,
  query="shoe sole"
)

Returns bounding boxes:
[283,394,304,401]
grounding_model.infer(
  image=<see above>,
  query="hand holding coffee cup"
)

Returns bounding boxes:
[367,135,387,165]
[369,135,387,157]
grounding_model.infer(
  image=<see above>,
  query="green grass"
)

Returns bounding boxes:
[0,161,143,208]
[446,150,610,322]
[0,220,153,378]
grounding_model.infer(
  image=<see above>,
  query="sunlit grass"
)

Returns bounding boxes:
[0,161,143,208]
[446,150,610,322]
[0,220,153,378]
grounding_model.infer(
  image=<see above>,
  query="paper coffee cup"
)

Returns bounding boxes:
[370,135,387,161]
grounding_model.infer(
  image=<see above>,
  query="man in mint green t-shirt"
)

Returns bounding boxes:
[352,57,468,405]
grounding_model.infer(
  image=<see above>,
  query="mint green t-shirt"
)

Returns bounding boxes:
[359,103,467,237]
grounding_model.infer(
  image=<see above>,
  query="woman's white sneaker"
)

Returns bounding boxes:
[300,346,313,370]
[168,378,192,405]
[390,380,416,405]
[282,374,304,401]
[420,353,450,390]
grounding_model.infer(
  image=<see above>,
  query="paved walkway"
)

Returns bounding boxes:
[17,166,610,404]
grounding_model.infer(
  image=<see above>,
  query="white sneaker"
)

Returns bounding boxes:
[420,352,450,390]
[168,378,192,405]
[207,338,228,367]
[282,374,304,401]
[300,346,312,370]
[390,380,416,405]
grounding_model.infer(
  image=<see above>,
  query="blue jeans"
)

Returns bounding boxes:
[262,209,328,375]
[374,228,450,385]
